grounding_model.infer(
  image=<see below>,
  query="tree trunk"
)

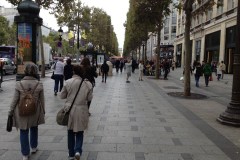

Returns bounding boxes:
[155,25,161,79]
[39,27,45,78]
[183,0,192,96]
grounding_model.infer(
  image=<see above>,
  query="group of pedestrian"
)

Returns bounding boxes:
[192,60,226,87]
[8,57,101,160]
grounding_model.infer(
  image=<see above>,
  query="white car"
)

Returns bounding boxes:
[0,58,16,75]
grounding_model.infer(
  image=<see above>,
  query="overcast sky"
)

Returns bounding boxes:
[0,0,129,49]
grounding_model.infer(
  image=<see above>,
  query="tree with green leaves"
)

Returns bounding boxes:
[180,0,215,96]
[123,0,149,58]
[0,16,16,46]
[134,0,172,79]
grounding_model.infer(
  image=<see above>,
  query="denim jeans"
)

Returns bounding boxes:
[204,75,210,86]
[54,74,64,92]
[20,126,38,156]
[195,75,200,87]
[68,130,84,157]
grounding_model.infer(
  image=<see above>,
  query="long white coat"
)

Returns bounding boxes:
[60,75,93,132]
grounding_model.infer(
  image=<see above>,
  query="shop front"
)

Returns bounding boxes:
[225,26,236,74]
[205,31,220,63]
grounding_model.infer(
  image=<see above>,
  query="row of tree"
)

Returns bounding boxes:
[123,0,215,96]
[55,1,119,56]
[6,0,119,56]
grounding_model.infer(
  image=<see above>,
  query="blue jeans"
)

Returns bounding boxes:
[20,126,38,156]
[204,75,210,86]
[195,75,200,87]
[68,130,84,157]
[54,74,64,92]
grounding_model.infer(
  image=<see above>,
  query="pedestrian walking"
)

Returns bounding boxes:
[132,58,136,73]
[60,65,93,160]
[64,59,73,81]
[203,61,212,87]
[138,60,144,81]
[80,57,98,116]
[8,63,45,160]
[219,61,226,79]
[193,61,202,87]
[125,59,132,83]
[52,58,64,95]
[101,60,109,83]
[119,59,124,73]
[216,62,222,81]
[115,59,120,73]
[163,59,170,80]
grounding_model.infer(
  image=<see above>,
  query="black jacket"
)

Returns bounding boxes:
[64,64,73,80]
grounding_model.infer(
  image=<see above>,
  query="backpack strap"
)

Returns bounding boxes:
[20,81,39,94]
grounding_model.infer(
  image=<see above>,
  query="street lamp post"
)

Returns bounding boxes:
[57,27,63,57]
[217,0,240,126]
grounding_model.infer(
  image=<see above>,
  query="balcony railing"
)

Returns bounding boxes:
[192,0,211,13]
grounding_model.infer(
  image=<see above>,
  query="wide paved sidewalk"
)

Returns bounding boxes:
[0,69,239,160]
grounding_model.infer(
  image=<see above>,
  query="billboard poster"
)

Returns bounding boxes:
[17,23,33,74]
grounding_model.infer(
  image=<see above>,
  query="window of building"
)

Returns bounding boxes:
[164,36,169,40]
[227,0,234,10]
[206,8,213,21]
[171,34,176,40]
[172,16,176,24]
[195,40,201,56]
[171,26,176,33]
[217,0,223,15]
[164,27,169,34]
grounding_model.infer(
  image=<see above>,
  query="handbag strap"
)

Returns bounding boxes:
[66,78,84,114]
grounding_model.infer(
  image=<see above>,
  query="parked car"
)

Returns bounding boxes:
[0,58,16,75]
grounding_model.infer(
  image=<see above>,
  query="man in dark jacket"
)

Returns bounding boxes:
[101,60,109,83]
[64,59,73,81]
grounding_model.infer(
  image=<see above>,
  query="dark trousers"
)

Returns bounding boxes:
[54,74,64,92]
[204,75,210,86]
[195,75,200,87]
[20,126,38,156]
[102,72,108,82]
[68,130,84,157]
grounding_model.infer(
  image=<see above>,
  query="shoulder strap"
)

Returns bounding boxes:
[20,81,39,94]
[67,79,84,114]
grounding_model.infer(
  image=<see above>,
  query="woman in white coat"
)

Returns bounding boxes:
[138,60,144,81]
[60,65,93,160]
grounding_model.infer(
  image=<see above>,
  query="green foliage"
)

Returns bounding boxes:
[123,0,172,57]
[0,16,16,45]
[55,2,119,56]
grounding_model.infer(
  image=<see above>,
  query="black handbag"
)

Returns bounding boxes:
[6,115,13,132]
[51,71,55,80]
[56,79,84,126]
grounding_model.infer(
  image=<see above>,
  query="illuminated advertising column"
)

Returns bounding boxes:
[14,0,42,81]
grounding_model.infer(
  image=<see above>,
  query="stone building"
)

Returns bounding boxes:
[174,0,237,73]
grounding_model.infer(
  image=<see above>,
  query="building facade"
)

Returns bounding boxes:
[145,3,177,61]
[174,0,237,73]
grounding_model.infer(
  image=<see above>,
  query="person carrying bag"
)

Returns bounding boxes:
[59,65,93,160]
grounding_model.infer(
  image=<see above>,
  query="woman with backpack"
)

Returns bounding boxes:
[8,63,45,160]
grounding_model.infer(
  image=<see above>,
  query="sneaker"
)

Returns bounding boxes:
[54,92,57,96]
[22,155,29,160]
[31,148,38,154]
[75,152,80,160]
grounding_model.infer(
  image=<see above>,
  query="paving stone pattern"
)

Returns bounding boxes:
[0,69,239,160]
